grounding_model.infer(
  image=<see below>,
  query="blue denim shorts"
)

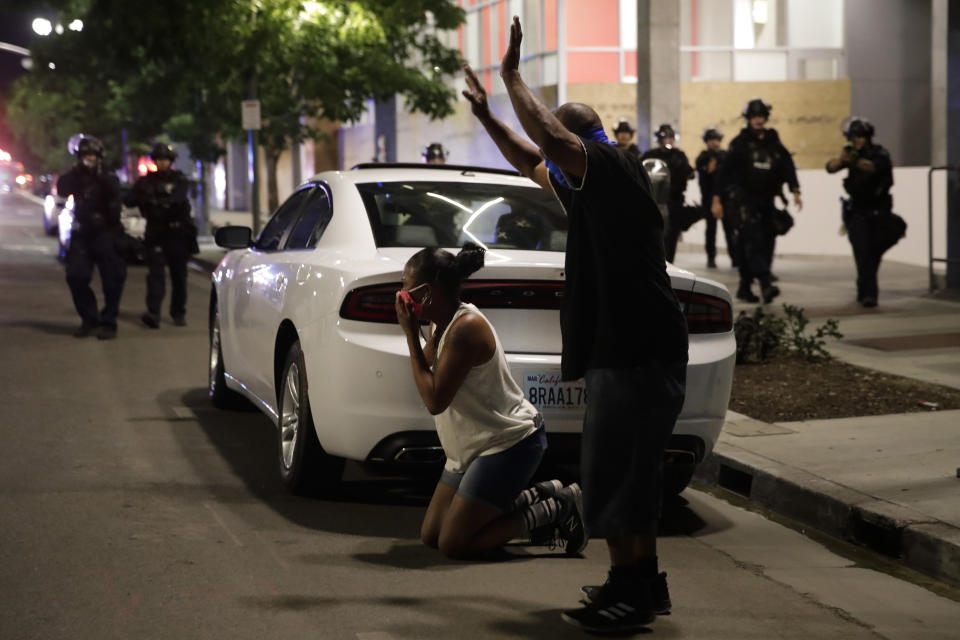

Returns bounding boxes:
[439,424,547,512]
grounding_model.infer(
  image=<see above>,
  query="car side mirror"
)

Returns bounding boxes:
[215,225,252,249]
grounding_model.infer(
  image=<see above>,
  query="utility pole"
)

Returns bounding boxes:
[246,79,262,236]
[245,9,262,236]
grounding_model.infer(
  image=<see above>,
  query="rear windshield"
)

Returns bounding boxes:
[356,181,568,251]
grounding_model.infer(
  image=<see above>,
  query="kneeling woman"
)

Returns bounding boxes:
[396,244,585,559]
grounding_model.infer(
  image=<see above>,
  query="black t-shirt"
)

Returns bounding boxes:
[549,140,689,381]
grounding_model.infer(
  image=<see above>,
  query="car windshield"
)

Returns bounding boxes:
[356,181,568,251]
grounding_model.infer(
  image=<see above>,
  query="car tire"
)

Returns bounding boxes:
[277,340,344,496]
[209,296,249,410]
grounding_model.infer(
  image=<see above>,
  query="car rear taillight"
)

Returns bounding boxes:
[340,283,400,323]
[675,290,732,334]
[340,280,566,323]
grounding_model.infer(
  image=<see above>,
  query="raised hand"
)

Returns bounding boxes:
[500,16,522,77]
[461,65,490,121]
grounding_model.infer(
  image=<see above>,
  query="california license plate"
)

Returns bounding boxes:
[523,372,587,410]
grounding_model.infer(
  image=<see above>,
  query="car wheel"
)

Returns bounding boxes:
[209,296,248,410]
[277,340,344,496]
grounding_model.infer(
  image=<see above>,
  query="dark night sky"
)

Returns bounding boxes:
[0,10,36,95]
[0,9,45,161]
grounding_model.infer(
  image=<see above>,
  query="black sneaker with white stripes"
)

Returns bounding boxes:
[556,483,588,555]
[580,571,672,614]
[561,578,655,633]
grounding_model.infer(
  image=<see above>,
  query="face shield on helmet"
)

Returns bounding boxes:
[72,135,104,172]
[742,98,772,121]
[843,117,875,141]
[149,143,177,163]
[422,143,447,164]
[702,127,723,143]
[654,124,677,147]
[67,133,86,157]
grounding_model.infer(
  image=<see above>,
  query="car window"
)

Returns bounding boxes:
[255,187,312,251]
[284,185,332,250]
[356,181,568,251]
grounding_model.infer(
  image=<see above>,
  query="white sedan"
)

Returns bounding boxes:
[209,163,735,495]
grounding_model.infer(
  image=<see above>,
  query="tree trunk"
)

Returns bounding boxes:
[265,148,281,214]
[197,160,210,237]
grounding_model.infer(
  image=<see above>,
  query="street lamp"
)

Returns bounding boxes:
[68,20,83,32]
[32,18,53,36]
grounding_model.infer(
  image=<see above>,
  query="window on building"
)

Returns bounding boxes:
[681,0,845,82]
[454,0,559,94]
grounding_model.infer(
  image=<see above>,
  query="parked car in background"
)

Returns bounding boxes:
[209,163,736,496]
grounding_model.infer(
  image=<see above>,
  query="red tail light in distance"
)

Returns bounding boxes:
[675,290,733,334]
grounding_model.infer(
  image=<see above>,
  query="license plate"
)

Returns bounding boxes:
[523,372,587,410]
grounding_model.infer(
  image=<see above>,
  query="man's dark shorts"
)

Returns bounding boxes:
[581,359,686,537]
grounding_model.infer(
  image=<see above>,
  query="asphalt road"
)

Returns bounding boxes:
[1,190,958,640]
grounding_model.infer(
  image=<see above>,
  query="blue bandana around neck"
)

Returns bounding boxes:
[545,126,615,190]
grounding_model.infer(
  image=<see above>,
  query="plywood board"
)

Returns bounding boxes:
[681,80,851,170]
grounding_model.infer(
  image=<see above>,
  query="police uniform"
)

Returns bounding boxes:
[641,125,695,263]
[716,101,799,303]
[126,144,195,327]
[57,136,127,339]
[830,119,893,306]
[696,128,738,268]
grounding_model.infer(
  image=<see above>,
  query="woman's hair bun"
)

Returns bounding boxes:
[454,242,485,280]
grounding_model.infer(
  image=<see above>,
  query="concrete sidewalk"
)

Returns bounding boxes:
[670,248,960,588]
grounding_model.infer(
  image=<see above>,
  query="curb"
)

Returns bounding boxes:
[694,439,960,588]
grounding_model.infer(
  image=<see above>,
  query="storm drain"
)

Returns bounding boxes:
[851,512,903,558]
[717,464,753,498]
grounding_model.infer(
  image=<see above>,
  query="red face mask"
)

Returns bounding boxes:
[400,283,429,318]
[399,290,423,318]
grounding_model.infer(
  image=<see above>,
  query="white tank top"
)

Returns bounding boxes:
[433,303,540,473]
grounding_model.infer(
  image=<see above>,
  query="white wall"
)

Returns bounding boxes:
[682,167,949,269]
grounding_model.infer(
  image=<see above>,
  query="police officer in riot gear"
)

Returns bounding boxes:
[56,135,126,340]
[642,124,695,262]
[826,117,893,308]
[126,143,195,328]
[712,98,801,303]
[612,118,640,156]
[696,127,738,269]
[423,142,447,165]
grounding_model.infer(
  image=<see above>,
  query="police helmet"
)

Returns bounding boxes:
[149,143,177,162]
[73,135,104,157]
[654,124,677,142]
[742,98,772,119]
[422,142,447,162]
[612,118,635,135]
[843,117,875,141]
[702,127,724,143]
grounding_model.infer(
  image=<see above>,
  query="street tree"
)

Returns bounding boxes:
[7,0,466,215]
[248,0,465,211]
